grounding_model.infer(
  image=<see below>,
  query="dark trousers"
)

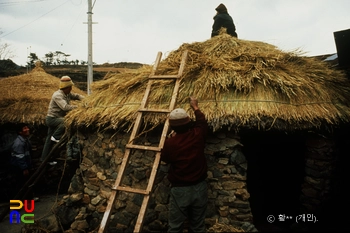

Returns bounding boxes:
[9,166,33,199]
[41,116,65,161]
[168,180,208,233]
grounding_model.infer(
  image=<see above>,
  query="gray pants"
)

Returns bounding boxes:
[168,180,208,233]
[40,116,65,161]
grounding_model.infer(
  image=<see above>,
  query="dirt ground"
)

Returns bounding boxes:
[0,194,64,233]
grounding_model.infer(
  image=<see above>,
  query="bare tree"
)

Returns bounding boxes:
[0,30,15,60]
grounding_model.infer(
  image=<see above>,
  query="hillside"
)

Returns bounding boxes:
[0,60,144,91]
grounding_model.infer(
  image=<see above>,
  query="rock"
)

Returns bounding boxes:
[69,193,83,203]
[36,214,60,233]
[222,181,245,190]
[97,172,107,180]
[55,205,79,228]
[71,220,89,231]
[91,195,103,205]
[68,174,84,194]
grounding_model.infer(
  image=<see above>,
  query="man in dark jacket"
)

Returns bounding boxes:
[10,124,39,200]
[11,123,32,177]
[10,123,32,197]
[211,3,238,38]
[161,96,208,232]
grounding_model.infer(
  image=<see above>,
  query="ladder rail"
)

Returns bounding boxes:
[98,149,132,233]
[127,51,163,145]
[168,49,188,111]
[133,51,188,231]
[98,50,188,233]
[177,50,188,79]
[151,52,163,76]
[133,150,162,232]
[111,149,132,190]
[129,81,152,141]
[98,52,165,233]
[98,189,116,233]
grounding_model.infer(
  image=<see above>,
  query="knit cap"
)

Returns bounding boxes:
[59,76,74,89]
[215,3,227,13]
[169,108,190,126]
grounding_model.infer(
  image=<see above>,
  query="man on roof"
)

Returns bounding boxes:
[211,3,238,38]
[41,76,84,164]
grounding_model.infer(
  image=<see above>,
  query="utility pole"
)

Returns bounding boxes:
[26,47,29,73]
[87,0,93,95]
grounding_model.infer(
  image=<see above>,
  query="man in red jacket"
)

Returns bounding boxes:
[161,96,208,233]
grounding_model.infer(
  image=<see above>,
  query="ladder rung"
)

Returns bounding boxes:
[149,75,178,79]
[126,144,161,152]
[138,108,170,113]
[114,186,150,195]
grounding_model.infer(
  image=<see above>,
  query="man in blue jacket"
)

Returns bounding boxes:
[10,123,32,197]
[161,97,208,232]
[10,123,39,200]
[11,123,32,177]
[211,3,238,38]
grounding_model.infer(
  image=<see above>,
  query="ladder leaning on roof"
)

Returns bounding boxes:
[97,50,188,233]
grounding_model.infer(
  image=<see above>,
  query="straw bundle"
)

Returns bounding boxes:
[65,32,350,132]
[207,220,245,232]
[0,62,86,125]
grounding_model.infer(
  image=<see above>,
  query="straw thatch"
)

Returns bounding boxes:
[0,62,86,125]
[65,32,350,132]
[207,220,245,232]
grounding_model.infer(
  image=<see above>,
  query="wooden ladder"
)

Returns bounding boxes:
[98,50,188,233]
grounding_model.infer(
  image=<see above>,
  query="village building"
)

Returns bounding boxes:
[1,32,350,232]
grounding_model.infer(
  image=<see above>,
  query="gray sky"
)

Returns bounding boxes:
[1,0,349,66]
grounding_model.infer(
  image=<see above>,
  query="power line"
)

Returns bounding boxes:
[0,0,70,38]
[0,0,48,7]
[60,2,85,47]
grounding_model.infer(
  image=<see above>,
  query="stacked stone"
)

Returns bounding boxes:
[55,130,257,232]
[300,136,336,214]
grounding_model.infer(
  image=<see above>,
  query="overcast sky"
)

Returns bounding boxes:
[0,0,349,66]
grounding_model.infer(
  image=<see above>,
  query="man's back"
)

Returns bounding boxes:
[161,109,208,186]
[160,97,209,233]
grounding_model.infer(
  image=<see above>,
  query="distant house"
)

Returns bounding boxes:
[0,62,86,202]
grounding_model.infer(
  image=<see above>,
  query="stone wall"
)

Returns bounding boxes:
[3,123,343,232]
[56,130,257,232]
[54,129,342,233]
[300,135,337,214]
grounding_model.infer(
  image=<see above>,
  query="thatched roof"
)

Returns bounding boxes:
[65,33,350,132]
[0,62,86,125]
